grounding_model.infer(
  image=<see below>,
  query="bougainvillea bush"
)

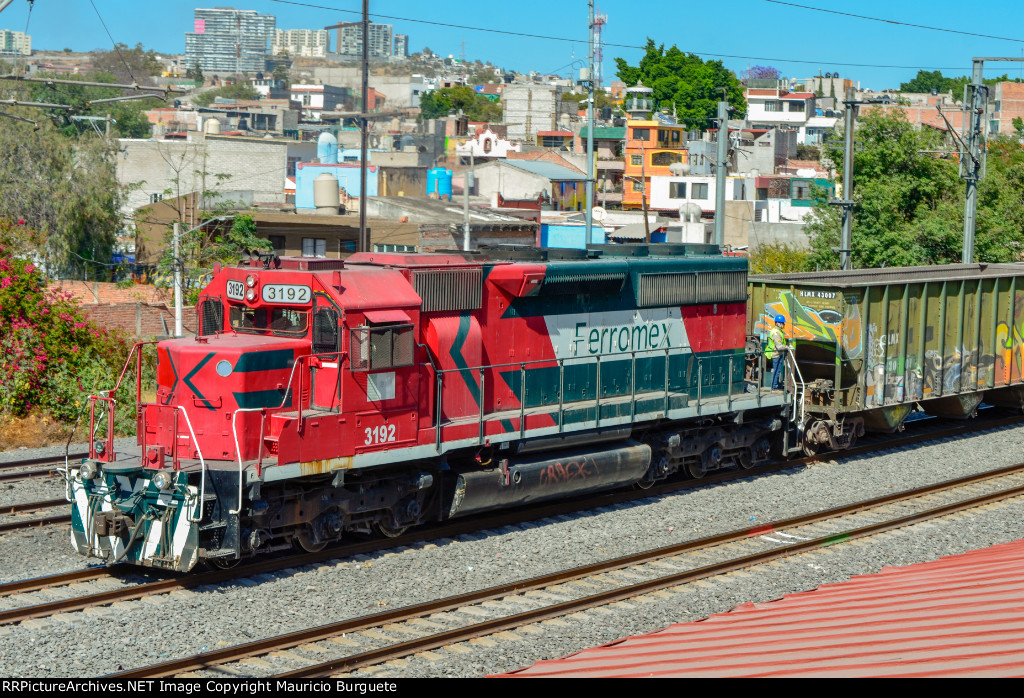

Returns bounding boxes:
[0,230,139,434]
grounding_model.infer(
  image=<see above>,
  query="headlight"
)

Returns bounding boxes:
[152,471,174,490]
[246,288,256,301]
[80,462,98,480]
[246,274,257,288]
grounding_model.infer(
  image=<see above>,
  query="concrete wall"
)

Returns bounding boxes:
[748,221,811,249]
[313,67,427,108]
[294,162,379,209]
[119,134,289,216]
[502,84,564,142]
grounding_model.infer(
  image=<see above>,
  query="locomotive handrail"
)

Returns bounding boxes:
[432,345,748,448]
[173,405,208,523]
[231,408,265,517]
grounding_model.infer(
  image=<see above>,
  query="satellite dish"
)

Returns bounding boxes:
[796,168,817,178]
[592,206,606,222]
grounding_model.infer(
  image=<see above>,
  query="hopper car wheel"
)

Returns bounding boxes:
[374,522,409,538]
[296,529,328,553]
[801,437,820,457]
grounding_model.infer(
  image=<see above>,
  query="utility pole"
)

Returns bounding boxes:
[358,0,370,253]
[641,138,650,243]
[173,221,183,337]
[962,59,986,265]
[584,1,596,247]
[839,87,856,270]
[713,97,730,248]
[830,88,889,270]
[462,152,474,251]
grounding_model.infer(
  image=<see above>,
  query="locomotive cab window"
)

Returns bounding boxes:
[350,310,414,372]
[229,305,309,337]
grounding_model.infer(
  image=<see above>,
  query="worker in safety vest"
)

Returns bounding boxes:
[765,314,788,391]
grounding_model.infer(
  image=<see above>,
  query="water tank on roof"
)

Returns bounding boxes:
[427,167,453,200]
[313,173,340,215]
[317,132,339,164]
[204,117,221,135]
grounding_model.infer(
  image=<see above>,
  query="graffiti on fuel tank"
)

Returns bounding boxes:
[537,457,599,486]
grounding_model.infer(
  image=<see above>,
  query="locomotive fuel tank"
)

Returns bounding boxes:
[446,442,652,518]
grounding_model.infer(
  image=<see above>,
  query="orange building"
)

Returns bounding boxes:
[622,119,688,209]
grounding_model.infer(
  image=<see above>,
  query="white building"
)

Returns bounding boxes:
[271,29,329,58]
[649,175,753,214]
[0,29,30,56]
[455,128,521,160]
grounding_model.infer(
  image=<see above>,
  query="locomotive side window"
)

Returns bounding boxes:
[312,307,340,354]
[229,306,309,336]
[350,324,414,371]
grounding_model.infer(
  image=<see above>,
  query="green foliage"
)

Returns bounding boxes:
[561,90,617,112]
[0,233,141,432]
[193,82,260,107]
[21,71,160,138]
[0,113,124,276]
[748,243,810,274]
[419,85,502,122]
[899,70,1022,99]
[614,39,745,129]
[186,61,204,84]
[91,43,162,80]
[803,110,1024,271]
[1013,117,1024,139]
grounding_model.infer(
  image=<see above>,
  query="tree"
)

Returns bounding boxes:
[91,43,162,83]
[418,85,502,122]
[614,39,745,129]
[186,61,204,85]
[193,82,260,107]
[748,242,809,274]
[804,110,963,270]
[0,112,124,277]
[743,65,781,81]
[561,90,616,112]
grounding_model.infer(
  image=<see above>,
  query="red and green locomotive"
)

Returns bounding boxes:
[69,246,787,571]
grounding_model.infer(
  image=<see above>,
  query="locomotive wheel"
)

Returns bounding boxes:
[687,459,707,479]
[208,557,241,570]
[295,529,328,553]
[801,438,820,457]
[374,522,409,538]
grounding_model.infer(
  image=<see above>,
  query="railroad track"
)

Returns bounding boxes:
[2,411,1023,624]
[0,451,87,483]
[107,460,1024,679]
[0,498,68,533]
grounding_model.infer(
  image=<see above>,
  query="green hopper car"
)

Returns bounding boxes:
[749,264,1024,455]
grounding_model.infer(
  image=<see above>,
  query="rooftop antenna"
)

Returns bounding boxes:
[593,8,606,86]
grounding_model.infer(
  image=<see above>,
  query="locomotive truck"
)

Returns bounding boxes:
[67,245,790,571]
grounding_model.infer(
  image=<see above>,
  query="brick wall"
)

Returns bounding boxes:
[48,281,194,338]
[79,303,196,339]
[49,280,170,305]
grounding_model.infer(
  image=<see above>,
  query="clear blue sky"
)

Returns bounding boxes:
[4,1,1024,90]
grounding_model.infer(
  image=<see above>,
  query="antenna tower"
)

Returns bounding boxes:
[593,8,607,86]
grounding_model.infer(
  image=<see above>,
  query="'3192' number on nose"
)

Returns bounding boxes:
[364,424,396,445]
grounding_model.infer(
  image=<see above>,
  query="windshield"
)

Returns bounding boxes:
[229,306,309,337]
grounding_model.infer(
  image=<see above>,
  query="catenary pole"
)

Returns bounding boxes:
[585,0,595,247]
[713,98,729,247]
[358,0,370,252]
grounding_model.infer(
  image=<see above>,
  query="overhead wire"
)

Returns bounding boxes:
[87,0,138,84]
[762,1,1024,44]
[263,0,975,72]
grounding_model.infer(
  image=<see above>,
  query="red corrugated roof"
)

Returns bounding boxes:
[497,539,1024,678]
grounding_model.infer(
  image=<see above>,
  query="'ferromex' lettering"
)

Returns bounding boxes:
[573,321,670,355]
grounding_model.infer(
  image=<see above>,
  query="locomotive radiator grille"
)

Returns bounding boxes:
[198,297,223,336]
[637,271,746,307]
[413,268,482,312]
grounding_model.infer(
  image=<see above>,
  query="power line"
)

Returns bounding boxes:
[87,0,138,84]
[263,0,973,71]
[763,1,1024,44]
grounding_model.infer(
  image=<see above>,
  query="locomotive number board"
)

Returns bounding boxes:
[261,284,312,304]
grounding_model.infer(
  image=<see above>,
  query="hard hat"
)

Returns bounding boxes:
[774,314,786,324]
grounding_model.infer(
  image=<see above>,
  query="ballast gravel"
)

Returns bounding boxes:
[0,426,1023,677]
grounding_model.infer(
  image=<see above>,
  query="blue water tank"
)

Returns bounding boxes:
[427,168,453,200]
[317,132,338,164]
